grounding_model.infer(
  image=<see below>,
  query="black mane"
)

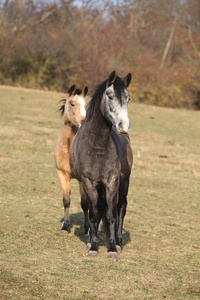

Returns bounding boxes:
[85,80,107,121]
[74,88,82,96]
[85,76,125,121]
[56,99,66,116]
[56,88,82,116]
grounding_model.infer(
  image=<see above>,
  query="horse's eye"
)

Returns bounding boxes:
[108,94,113,100]
[70,103,75,107]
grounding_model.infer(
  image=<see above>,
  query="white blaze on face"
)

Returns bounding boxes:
[78,96,86,118]
[112,102,129,133]
[105,86,130,133]
[118,105,130,133]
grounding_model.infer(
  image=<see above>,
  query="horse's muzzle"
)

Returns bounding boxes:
[117,120,131,134]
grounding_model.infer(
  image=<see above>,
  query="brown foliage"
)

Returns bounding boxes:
[0,0,200,108]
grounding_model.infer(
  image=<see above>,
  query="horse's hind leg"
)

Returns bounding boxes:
[58,170,71,233]
[79,182,90,235]
[116,175,130,248]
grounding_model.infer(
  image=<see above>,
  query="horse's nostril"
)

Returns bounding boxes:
[118,122,123,130]
[117,120,130,134]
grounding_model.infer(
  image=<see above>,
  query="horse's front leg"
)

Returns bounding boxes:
[82,178,103,257]
[58,170,71,233]
[87,205,100,257]
[105,175,120,259]
[105,193,119,259]
[78,182,90,235]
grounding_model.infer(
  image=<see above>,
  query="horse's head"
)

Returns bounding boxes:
[101,71,132,134]
[65,85,88,127]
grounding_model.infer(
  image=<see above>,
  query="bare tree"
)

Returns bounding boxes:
[0,0,9,26]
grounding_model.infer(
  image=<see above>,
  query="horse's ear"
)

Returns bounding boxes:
[107,71,116,87]
[123,73,132,87]
[82,86,88,97]
[68,85,76,96]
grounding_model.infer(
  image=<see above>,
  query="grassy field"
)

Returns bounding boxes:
[0,85,200,299]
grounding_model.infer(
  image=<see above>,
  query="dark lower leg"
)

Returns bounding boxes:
[84,211,90,235]
[61,194,70,232]
[106,205,117,253]
[106,208,119,259]
[108,221,117,252]
[88,209,99,252]
[116,177,129,246]
[58,171,71,233]
[116,202,126,246]
[81,193,90,234]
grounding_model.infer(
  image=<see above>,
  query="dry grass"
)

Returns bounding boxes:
[0,85,200,299]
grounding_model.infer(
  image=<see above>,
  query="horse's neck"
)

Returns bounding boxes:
[87,104,111,148]
[60,119,77,147]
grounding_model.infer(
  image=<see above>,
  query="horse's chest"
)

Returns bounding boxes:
[84,148,120,179]
[94,149,107,161]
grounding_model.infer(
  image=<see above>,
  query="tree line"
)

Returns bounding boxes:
[0,0,200,109]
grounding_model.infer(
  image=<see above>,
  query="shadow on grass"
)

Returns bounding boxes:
[60,212,131,250]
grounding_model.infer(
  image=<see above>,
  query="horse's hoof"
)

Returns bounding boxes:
[116,245,122,253]
[60,229,69,234]
[87,250,98,257]
[86,243,91,251]
[107,251,119,259]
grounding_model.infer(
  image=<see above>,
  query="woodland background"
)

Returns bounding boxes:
[0,0,200,109]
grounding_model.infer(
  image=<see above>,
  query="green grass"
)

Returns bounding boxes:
[0,85,200,299]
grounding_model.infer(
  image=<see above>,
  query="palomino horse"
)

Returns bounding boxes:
[69,71,133,258]
[54,85,89,233]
